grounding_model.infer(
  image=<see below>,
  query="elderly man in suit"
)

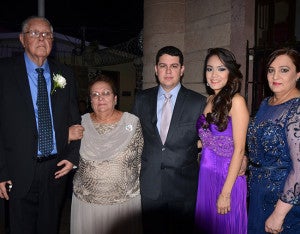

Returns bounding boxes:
[132,46,206,234]
[0,16,81,234]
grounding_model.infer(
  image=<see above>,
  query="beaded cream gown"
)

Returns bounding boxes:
[70,112,144,234]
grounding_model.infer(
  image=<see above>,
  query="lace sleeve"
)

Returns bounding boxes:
[133,119,143,174]
[281,103,300,205]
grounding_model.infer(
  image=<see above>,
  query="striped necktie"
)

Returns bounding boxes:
[160,93,172,144]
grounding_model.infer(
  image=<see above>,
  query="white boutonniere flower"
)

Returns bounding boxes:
[126,124,133,131]
[51,73,67,94]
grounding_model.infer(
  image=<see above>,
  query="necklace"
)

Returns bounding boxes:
[269,89,300,105]
[91,110,118,123]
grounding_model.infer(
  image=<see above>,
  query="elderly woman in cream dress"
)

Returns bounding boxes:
[69,74,144,234]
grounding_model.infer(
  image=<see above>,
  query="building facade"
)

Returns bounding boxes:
[142,0,300,116]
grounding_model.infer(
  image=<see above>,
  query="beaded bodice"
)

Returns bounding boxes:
[196,114,233,158]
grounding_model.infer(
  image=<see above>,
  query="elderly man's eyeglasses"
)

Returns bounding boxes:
[90,90,113,100]
[23,30,53,39]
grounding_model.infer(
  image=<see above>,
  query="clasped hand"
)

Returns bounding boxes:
[265,212,284,233]
[68,124,84,142]
[0,181,12,200]
[217,193,231,214]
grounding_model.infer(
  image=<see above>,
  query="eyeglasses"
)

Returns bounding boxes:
[23,30,53,39]
[90,90,113,100]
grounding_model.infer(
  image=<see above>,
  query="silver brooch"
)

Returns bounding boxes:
[126,124,133,131]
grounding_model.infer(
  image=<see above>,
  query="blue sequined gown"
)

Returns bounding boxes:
[247,97,300,234]
[194,114,247,234]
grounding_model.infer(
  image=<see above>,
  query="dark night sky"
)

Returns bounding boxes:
[0,0,144,47]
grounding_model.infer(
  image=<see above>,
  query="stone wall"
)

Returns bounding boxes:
[143,0,255,103]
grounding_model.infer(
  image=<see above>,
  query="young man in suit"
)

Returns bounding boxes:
[0,16,81,234]
[132,46,206,234]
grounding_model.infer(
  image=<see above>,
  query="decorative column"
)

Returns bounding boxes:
[133,57,143,93]
[143,0,185,89]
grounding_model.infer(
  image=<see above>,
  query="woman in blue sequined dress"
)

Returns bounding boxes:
[194,48,249,234]
[247,48,300,234]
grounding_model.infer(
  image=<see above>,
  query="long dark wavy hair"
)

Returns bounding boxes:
[204,48,243,131]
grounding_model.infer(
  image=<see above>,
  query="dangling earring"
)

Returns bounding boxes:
[206,83,210,87]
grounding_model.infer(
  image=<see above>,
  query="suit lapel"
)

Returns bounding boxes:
[150,88,159,125]
[14,56,35,110]
[48,61,61,141]
[147,87,162,141]
[48,61,58,103]
[48,60,62,116]
[166,86,187,142]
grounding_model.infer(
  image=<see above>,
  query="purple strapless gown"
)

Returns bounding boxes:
[194,114,247,234]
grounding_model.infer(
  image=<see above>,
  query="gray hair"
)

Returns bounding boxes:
[21,16,53,33]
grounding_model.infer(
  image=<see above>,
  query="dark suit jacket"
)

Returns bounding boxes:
[132,85,206,201]
[0,55,81,198]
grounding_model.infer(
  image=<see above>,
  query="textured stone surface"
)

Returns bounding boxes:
[142,0,255,100]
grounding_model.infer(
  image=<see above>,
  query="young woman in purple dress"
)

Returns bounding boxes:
[194,48,249,234]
